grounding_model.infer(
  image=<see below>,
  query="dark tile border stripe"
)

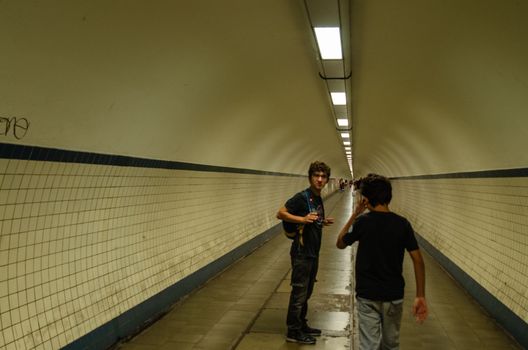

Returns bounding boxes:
[62,224,284,350]
[60,192,338,350]
[0,142,303,177]
[416,234,528,348]
[391,170,528,346]
[0,141,310,349]
[391,167,528,180]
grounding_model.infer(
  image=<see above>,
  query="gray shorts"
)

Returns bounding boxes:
[356,297,404,350]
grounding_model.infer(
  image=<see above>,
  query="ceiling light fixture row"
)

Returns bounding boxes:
[304,0,353,174]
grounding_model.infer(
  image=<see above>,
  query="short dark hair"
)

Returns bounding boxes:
[359,173,392,206]
[308,161,331,179]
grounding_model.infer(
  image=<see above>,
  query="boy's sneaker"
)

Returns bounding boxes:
[302,324,322,336]
[286,330,316,344]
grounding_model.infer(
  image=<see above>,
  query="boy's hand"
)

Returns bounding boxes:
[412,297,428,323]
[353,200,367,216]
[303,212,319,223]
[323,217,335,226]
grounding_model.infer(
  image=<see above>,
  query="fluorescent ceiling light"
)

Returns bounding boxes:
[345,147,351,150]
[337,119,348,127]
[341,132,350,138]
[331,92,346,105]
[343,141,351,146]
[314,27,342,59]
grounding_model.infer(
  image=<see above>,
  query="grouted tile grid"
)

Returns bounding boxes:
[0,157,310,350]
[391,178,528,322]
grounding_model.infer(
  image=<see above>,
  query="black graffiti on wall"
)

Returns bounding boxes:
[0,117,30,140]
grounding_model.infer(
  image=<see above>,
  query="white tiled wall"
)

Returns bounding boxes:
[391,178,528,323]
[0,157,333,350]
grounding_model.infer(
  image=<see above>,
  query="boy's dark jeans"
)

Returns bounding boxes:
[286,255,319,331]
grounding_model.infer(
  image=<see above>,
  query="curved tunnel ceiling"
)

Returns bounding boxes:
[1,1,352,179]
[2,0,527,180]
[350,0,528,178]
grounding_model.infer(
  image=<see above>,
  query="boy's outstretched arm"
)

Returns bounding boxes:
[336,200,367,249]
[409,249,428,323]
[276,206,318,224]
[336,215,353,249]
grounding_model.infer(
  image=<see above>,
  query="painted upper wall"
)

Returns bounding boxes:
[351,0,528,178]
[1,0,352,179]
[4,0,526,181]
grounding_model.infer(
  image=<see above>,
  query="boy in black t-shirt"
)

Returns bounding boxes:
[337,174,428,350]
[277,161,334,345]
